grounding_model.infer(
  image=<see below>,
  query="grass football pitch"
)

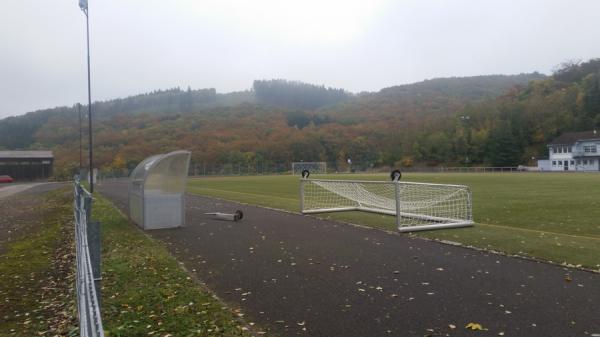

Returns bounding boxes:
[187,173,600,270]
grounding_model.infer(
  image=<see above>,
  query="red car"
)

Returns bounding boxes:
[0,175,14,183]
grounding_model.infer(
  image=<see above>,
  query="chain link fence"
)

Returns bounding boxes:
[97,164,531,180]
[74,179,104,337]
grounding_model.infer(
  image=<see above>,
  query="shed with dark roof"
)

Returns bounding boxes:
[0,151,54,181]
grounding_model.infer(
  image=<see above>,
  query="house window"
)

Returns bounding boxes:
[577,160,581,165]
[558,147,562,153]
[568,147,572,153]
[583,160,588,165]
[558,161,563,165]
[552,161,556,166]
[570,160,575,165]
[584,145,597,153]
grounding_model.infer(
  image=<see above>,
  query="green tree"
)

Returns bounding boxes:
[486,122,522,166]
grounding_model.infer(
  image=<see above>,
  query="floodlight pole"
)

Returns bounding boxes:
[78,103,82,171]
[80,1,94,193]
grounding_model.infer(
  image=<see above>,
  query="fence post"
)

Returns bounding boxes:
[394,181,401,230]
[88,220,102,305]
[83,193,102,301]
[84,194,92,224]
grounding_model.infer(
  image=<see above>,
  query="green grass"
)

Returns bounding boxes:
[187,173,600,270]
[95,194,250,336]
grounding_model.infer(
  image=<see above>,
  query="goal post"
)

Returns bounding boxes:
[300,178,473,232]
[292,162,327,175]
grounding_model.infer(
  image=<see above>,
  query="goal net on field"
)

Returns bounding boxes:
[292,162,327,175]
[300,178,473,232]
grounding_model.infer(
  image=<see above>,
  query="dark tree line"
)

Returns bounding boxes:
[253,79,349,110]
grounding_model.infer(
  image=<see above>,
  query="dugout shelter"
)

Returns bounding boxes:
[129,150,191,230]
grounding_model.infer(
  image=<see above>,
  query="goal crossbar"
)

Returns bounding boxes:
[300,178,474,232]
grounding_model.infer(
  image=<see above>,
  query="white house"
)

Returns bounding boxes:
[544,130,600,171]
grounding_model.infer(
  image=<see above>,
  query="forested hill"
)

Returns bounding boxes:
[0,87,252,149]
[0,74,538,151]
[253,79,350,110]
[318,73,546,124]
[2,62,599,179]
[378,73,546,99]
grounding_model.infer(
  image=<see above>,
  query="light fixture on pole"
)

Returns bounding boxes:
[79,0,94,192]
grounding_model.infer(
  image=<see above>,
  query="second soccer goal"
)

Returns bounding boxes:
[300,171,473,232]
[292,162,327,175]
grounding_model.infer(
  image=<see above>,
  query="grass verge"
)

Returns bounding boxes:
[187,173,600,271]
[95,194,250,336]
[0,189,77,336]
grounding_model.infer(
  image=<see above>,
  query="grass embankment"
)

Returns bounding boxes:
[188,173,600,270]
[0,189,77,336]
[95,194,249,336]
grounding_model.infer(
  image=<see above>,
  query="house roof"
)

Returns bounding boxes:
[548,131,600,145]
[0,151,54,159]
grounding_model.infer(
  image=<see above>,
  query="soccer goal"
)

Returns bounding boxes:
[300,173,473,232]
[292,162,327,175]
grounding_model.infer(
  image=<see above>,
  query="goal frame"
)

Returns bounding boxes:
[300,178,474,232]
[292,162,327,175]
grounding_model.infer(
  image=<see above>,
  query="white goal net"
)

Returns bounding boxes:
[292,162,327,175]
[300,178,473,232]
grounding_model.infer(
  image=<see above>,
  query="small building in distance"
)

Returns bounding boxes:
[540,131,600,171]
[0,151,54,181]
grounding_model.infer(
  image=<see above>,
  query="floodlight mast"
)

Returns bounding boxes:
[79,0,94,192]
[78,103,82,171]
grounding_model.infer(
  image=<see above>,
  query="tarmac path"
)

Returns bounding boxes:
[98,179,600,337]
[0,182,46,199]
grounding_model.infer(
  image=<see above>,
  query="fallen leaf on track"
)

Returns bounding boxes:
[465,322,486,330]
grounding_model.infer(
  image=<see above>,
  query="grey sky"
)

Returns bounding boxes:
[1,0,600,119]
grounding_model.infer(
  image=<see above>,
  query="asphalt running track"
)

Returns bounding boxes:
[98,179,600,337]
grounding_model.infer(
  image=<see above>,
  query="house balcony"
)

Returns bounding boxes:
[572,150,599,157]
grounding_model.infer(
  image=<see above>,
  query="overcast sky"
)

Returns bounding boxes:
[1,0,600,119]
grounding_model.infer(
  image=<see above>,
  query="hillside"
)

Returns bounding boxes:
[2,65,598,179]
[318,73,545,122]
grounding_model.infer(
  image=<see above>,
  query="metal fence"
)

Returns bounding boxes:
[97,164,541,179]
[439,166,520,173]
[74,179,105,337]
